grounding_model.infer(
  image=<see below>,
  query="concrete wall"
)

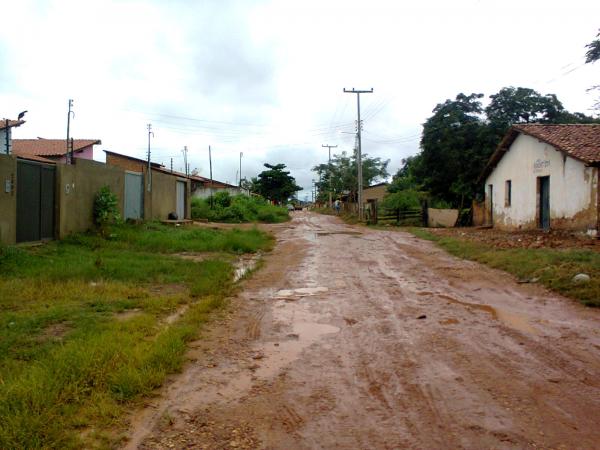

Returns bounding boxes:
[56,159,125,238]
[106,152,146,172]
[0,154,17,244]
[148,169,190,220]
[428,208,459,228]
[192,186,248,199]
[485,134,598,232]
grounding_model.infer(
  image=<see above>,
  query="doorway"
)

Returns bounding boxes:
[16,160,56,242]
[538,176,550,230]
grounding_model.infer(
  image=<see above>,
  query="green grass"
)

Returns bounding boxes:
[0,222,272,449]
[407,228,600,307]
[191,193,289,223]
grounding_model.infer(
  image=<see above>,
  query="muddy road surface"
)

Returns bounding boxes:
[126,212,600,450]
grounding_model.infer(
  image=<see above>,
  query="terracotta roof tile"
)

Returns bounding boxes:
[480,124,600,182]
[513,124,600,164]
[13,138,101,157]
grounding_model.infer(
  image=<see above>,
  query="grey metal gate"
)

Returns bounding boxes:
[176,181,186,219]
[16,160,55,242]
[124,172,143,220]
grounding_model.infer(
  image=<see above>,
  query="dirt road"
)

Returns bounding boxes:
[126,212,600,450]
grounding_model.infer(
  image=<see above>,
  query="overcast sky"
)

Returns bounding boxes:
[1,0,599,200]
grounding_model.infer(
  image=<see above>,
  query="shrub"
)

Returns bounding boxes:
[381,189,421,212]
[191,194,289,223]
[93,186,121,228]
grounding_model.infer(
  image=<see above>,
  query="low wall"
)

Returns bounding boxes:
[57,159,125,238]
[427,208,458,228]
[0,154,17,244]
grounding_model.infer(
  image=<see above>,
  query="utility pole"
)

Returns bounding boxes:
[343,88,373,221]
[146,124,153,192]
[182,146,188,176]
[5,119,9,154]
[170,158,173,173]
[66,99,74,164]
[322,144,337,207]
[239,151,243,187]
[208,145,213,209]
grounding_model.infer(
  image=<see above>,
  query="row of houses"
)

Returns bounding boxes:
[0,118,245,245]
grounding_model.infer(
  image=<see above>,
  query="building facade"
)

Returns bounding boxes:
[481,124,600,234]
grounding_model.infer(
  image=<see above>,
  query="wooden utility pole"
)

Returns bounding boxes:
[343,88,373,221]
[209,145,214,209]
[322,144,337,207]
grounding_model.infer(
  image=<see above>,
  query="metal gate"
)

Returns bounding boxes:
[124,172,143,220]
[176,181,186,219]
[16,160,56,243]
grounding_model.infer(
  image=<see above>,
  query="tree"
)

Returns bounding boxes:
[417,93,492,207]
[254,163,302,204]
[585,29,600,110]
[312,151,389,203]
[485,87,565,138]
[585,29,600,63]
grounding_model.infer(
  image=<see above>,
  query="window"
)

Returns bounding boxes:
[505,180,512,207]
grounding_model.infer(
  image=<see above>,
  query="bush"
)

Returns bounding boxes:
[191,195,289,223]
[381,189,421,212]
[93,186,120,226]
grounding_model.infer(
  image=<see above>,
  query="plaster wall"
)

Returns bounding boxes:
[149,169,190,220]
[56,145,95,164]
[192,186,248,199]
[427,208,459,228]
[485,134,598,231]
[0,154,17,244]
[56,159,125,238]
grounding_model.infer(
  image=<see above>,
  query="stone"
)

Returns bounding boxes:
[572,273,591,284]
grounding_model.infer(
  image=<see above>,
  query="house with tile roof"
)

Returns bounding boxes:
[13,138,101,163]
[480,124,600,234]
[0,119,25,155]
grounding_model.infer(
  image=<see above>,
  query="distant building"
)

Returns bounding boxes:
[13,138,100,163]
[480,124,600,234]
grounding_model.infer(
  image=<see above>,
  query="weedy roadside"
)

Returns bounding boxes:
[0,222,273,449]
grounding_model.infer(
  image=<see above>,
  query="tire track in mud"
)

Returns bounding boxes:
[124,212,600,450]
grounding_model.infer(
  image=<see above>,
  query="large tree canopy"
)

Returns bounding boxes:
[585,29,600,63]
[312,151,389,203]
[254,163,302,204]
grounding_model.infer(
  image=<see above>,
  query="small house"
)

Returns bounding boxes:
[480,124,600,234]
[13,138,101,163]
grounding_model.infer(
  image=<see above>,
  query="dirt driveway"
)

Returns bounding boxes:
[125,212,600,450]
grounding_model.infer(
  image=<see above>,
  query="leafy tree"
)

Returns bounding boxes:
[312,151,389,203]
[417,93,492,208]
[387,156,422,193]
[254,163,302,204]
[485,87,565,137]
[585,29,600,110]
[585,29,600,63]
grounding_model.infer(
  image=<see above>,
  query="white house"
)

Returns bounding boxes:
[480,124,600,234]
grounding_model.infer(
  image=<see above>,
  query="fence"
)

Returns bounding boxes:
[373,207,425,226]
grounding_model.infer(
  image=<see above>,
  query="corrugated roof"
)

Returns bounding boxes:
[13,138,101,157]
[479,124,600,182]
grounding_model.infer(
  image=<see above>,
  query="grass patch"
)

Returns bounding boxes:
[0,222,271,448]
[407,228,600,307]
[191,192,289,223]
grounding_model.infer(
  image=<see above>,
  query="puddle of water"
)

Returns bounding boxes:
[275,286,329,298]
[253,321,340,379]
[234,254,261,282]
[437,294,537,334]
[317,231,363,236]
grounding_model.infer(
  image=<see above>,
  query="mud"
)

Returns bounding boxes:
[124,212,600,450]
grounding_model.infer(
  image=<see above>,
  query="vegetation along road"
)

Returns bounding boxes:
[127,212,600,449]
